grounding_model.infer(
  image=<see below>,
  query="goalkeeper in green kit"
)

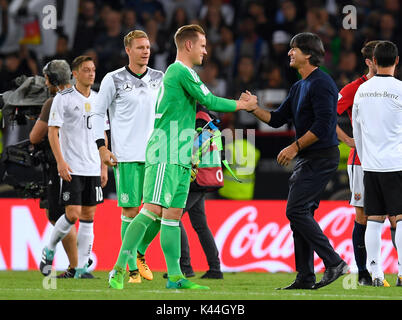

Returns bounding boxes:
[108,24,257,290]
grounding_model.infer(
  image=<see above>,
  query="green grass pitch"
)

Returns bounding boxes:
[0,271,401,300]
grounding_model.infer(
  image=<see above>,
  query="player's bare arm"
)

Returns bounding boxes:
[336,124,355,148]
[241,91,271,123]
[48,126,73,182]
[100,132,109,187]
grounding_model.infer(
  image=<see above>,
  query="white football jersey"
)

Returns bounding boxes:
[92,66,164,162]
[353,75,402,172]
[48,86,108,176]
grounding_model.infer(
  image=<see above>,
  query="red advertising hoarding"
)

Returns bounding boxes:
[0,199,397,273]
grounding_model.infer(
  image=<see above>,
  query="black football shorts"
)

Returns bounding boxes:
[60,175,103,206]
[364,171,402,216]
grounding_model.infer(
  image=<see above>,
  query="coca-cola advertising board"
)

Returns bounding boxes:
[0,199,397,273]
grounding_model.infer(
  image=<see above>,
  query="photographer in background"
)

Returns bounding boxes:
[29,59,78,278]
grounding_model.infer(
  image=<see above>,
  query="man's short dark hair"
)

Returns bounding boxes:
[361,40,381,60]
[71,55,93,71]
[289,32,325,66]
[374,41,398,67]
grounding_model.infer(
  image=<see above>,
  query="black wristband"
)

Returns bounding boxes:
[295,140,301,152]
[96,139,106,149]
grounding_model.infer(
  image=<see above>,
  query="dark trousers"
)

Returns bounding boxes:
[179,191,221,273]
[286,152,342,283]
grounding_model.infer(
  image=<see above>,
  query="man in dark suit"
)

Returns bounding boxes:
[247,32,349,289]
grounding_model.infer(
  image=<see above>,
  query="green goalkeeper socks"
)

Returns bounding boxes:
[160,218,183,277]
[138,217,161,255]
[120,215,137,271]
[115,209,159,270]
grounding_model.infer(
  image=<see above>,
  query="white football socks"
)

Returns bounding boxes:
[77,220,94,269]
[395,220,402,277]
[48,214,74,251]
[365,220,384,280]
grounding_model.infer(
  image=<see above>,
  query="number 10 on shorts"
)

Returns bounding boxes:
[95,186,103,202]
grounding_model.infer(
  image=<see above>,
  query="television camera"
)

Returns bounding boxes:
[0,75,52,198]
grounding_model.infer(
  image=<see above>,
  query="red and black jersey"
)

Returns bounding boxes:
[337,75,368,165]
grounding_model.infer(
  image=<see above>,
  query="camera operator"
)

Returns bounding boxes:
[29,59,78,278]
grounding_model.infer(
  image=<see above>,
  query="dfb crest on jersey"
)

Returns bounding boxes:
[123,82,133,91]
[149,79,160,89]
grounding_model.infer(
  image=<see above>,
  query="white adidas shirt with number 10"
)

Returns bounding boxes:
[48,86,109,176]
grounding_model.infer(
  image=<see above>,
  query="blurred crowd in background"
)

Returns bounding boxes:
[0,0,401,199]
[1,0,402,130]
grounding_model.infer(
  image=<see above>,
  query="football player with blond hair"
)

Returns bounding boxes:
[92,30,164,283]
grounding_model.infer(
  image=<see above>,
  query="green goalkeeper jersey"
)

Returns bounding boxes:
[145,60,236,168]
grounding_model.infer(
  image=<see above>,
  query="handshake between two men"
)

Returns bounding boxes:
[237,90,306,168]
[98,90,298,169]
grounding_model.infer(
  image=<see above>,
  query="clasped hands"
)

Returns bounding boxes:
[239,90,258,112]
[239,90,296,167]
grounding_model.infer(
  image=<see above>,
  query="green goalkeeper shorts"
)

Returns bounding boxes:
[143,163,191,209]
[113,162,145,207]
